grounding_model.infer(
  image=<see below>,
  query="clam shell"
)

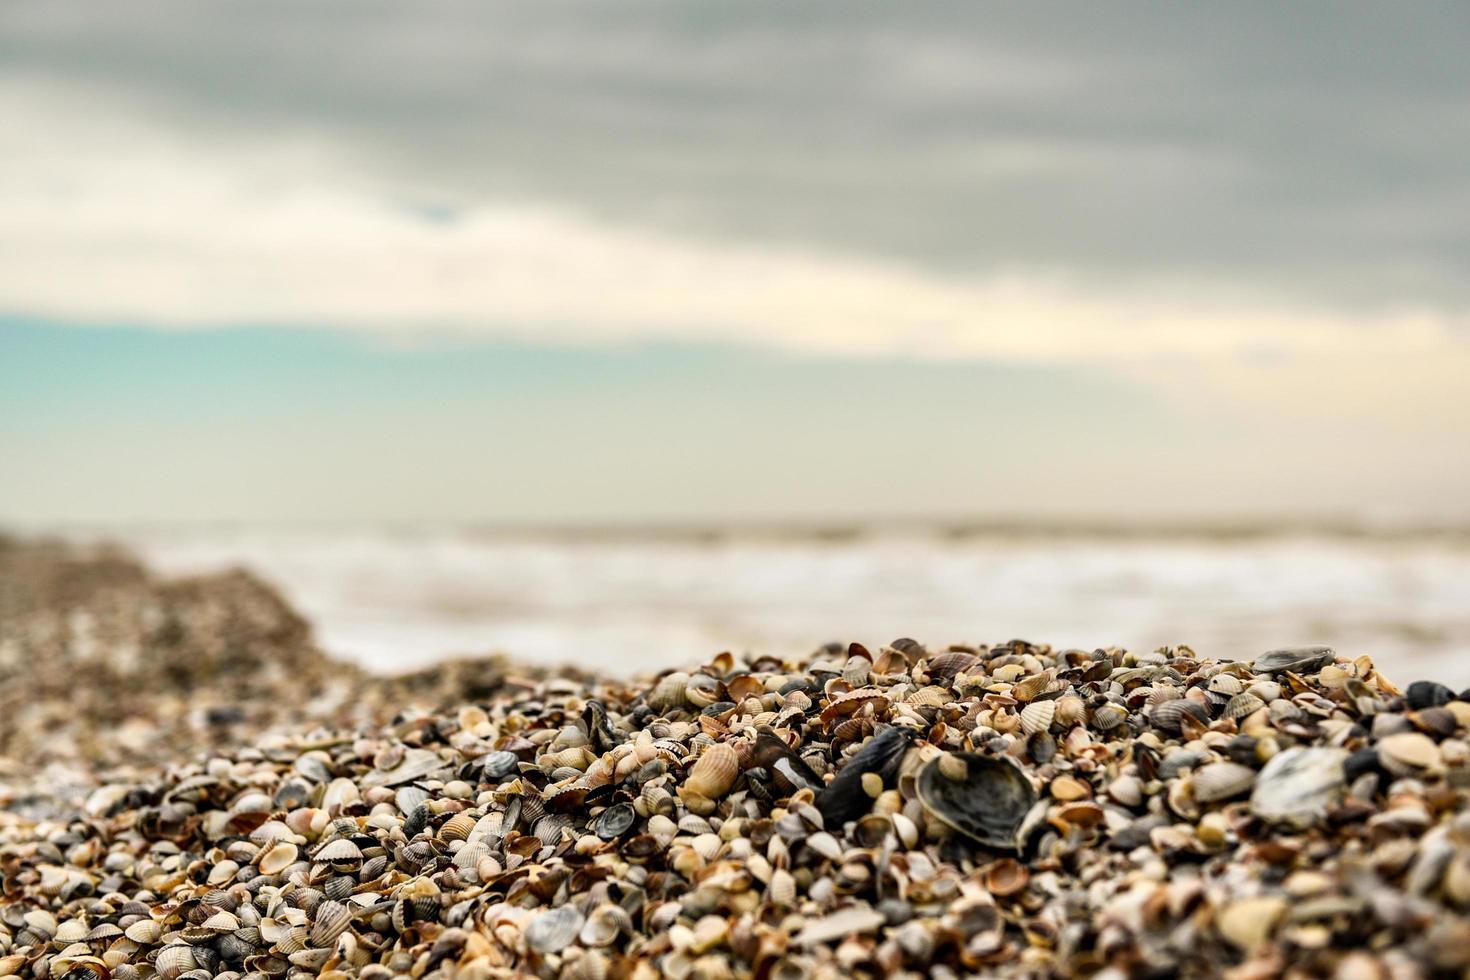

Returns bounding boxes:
[593,802,636,840]
[915,753,1037,851]
[438,812,477,842]
[1250,747,1348,828]
[312,838,362,868]
[578,905,631,947]
[1252,646,1334,675]
[1150,698,1209,734]
[256,842,298,876]
[815,727,915,827]
[308,901,352,947]
[1378,731,1444,777]
[681,742,740,799]
[525,907,584,954]
[154,945,197,980]
[1089,703,1129,732]
[1225,692,1266,719]
[1192,762,1256,803]
[1019,700,1056,736]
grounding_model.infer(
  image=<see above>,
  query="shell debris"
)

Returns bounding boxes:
[3,629,1470,978]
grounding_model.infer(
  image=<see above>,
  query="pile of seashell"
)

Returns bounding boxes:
[4,639,1470,979]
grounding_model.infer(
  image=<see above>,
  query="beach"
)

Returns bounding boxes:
[4,537,1470,978]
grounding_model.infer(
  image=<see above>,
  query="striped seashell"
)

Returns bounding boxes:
[1150,698,1210,734]
[125,920,163,944]
[451,841,491,871]
[54,920,89,944]
[312,838,362,869]
[768,868,797,907]
[1020,700,1056,736]
[648,672,691,712]
[200,911,239,933]
[1226,692,1266,719]
[249,821,294,846]
[1011,671,1053,703]
[525,907,585,955]
[154,945,197,980]
[438,812,477,843]
[288,947,332,970]
[274,925,310,955]
[1089,703,1129,732]
[578,904,632,947]
[681,742,740,799]
[308,901,352,947]
[1054,695,1087,728]
[924,652,980,683]
[1207,673,1244,696]
[542,746,595,771]
[906,686,952,708]
[842,655,872,688]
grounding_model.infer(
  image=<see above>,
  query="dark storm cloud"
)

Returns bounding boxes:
[2,0,1467,311]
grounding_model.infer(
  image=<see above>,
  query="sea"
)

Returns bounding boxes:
[76,522,1470,690]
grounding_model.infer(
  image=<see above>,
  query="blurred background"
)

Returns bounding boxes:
[3,2,1469,683]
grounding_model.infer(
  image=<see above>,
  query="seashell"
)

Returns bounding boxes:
[287,948,332,970]
[1192,762,1256,803]
[250,820,294,846]
[1011,671,1052,703]
[1019,700,1055,736]
[199,911,239,933]
[1378,731,1444,778]
[125,920,162,944]
[480,751,521,781]
[1406,680,1455,711]
[1207,674,1244,696]
[55,919,89,944]
[308,901,352,947]
[905,686,951,708]
[924,651,979,683]
[525,906,584,954]
[1225,692,1266,719]
[313,838,363,870]
[593,802,636,840]
[983,857,1029,898]
[815,727,916,827]
[681,743,740,800]
[154,945,197,980]
[438,812,477,843]
[649,672,691,711]
[1216,896,1287,952]
[1251,747,1348,828]
[394,786,429,816]
[915,752,1037,851]
[578,905,632,947]
[256,842,298,876]
[1150,698,1209,734]
[1252,647,1334,675]
[768,868,797,907]
[1089,703,1129,732]
[1053,695,1087,727]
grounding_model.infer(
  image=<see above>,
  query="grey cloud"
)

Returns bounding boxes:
[2,0,1468,312]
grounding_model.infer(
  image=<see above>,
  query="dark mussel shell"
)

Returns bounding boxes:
[752,729,823,795]
[815,727,916,826]
[593,801,636,840]
[916,752,1037,851]
[1252,646,1334,675]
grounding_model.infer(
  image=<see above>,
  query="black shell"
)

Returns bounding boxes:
[815,727,916,826]
[916,753,1037,851]
[593,802,636,841]
[1407,680,1455,711]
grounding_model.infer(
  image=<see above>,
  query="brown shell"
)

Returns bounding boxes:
[682,742,741,799]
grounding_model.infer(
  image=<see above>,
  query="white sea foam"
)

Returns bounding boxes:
[96,525,1470,688]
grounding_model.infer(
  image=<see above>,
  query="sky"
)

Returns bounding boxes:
[2,1,1468,526]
